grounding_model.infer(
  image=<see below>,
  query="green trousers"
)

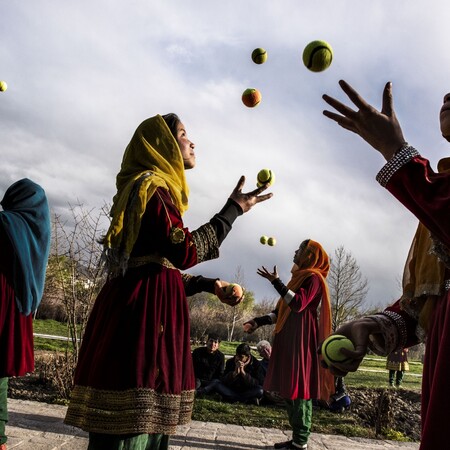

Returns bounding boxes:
[389,370,404,386]
[0,377,8,445]
[285,398,312,446]
[88,432,169,450]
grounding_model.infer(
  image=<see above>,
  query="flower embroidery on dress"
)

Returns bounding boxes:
[169,226,185,244]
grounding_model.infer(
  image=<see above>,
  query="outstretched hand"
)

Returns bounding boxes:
[257,265,278,283]
[243,319,258,334]
[322,80,407,161]
[229,176,273,213]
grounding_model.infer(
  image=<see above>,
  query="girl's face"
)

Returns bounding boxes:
[440,93,450,141]
[176,121,196,169]
[293,240,309,265]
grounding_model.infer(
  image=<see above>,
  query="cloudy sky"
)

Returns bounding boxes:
[2,1,450,308]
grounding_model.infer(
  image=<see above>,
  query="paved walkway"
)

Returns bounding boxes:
[5,398,420,450]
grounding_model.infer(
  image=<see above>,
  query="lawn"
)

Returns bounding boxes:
[33,319,423,440]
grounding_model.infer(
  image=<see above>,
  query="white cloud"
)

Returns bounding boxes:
[1,0,448,308]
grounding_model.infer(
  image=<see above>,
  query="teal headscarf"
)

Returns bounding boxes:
[0,178,51,316]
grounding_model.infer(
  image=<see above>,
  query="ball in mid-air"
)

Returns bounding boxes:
[267,237,276,246]
[302,40,333,72]
[260,235,268,245]
[251,47,267,64]
[257,168,275,187]
[242,88,262,108]
[0,81,7,92]
[321,334,355,367]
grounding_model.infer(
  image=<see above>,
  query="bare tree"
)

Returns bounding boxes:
[46,203,107,356]
[219,266,255,341]
[328,245,369,331]
[243,296,277,344]
[188,292,222,343]
[37,203,108,399]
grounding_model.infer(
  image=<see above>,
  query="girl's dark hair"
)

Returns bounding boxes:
[236,343,251,356]
[161,113,181,138]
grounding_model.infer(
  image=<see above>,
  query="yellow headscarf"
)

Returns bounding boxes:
[103,115,189,267]
[273,239,334,402]
[400,157,450,331]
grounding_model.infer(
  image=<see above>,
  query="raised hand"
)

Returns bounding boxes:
[322,80,407,160]
[257,265,278,283]
[229,176,273,213]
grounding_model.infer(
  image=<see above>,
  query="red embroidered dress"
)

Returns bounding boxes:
[264,275,323,400]
[373,146,450,450]
[65,115,245,437]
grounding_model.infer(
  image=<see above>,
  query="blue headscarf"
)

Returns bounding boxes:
[0,178,51,316]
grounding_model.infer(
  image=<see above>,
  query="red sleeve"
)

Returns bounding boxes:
[131,188,198,270]
[382,155,450,247]
[288,275,322,313]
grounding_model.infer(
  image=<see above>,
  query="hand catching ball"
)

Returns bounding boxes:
[251,48,267,64]
[257,168,275,187]
[302,40,333,72]
[223,283,244,299]
[267,237,276,246]
[242,88,262,108]
[0,81,7,92]
[321,334,355,367]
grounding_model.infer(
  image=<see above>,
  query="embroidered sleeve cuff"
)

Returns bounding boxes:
[191,223,220,263]
[376,144,420,187]
[365,311,406,356]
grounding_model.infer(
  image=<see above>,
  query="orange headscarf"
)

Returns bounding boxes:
[274,239,334,402]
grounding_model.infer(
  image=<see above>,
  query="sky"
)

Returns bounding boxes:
[1,0,450,309]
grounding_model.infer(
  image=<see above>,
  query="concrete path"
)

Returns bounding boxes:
[5,398,420,450]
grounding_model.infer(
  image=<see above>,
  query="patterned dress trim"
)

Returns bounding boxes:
[65,385,195,435]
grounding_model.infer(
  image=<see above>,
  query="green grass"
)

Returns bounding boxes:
[33,319,69,335]
[33,320,422,440]
[33,319,77,352]
[192,397,376,439]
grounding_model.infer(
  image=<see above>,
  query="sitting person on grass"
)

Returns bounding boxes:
[213,343,264,404]
[192,333,225,396]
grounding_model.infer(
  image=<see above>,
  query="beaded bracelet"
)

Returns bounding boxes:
[376,144,420,187]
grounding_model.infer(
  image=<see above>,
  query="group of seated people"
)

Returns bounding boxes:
[192,333,350,409]
[192,333,265,404]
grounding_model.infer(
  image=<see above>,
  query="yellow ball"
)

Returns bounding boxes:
[321,335,355,367]
[302,40,333,72]
[267,237,276,246]
[242,88,262,108]
[251,48,267,64]
[257,168,275,187]
[260,235,268,245]
[0,81,7,92]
